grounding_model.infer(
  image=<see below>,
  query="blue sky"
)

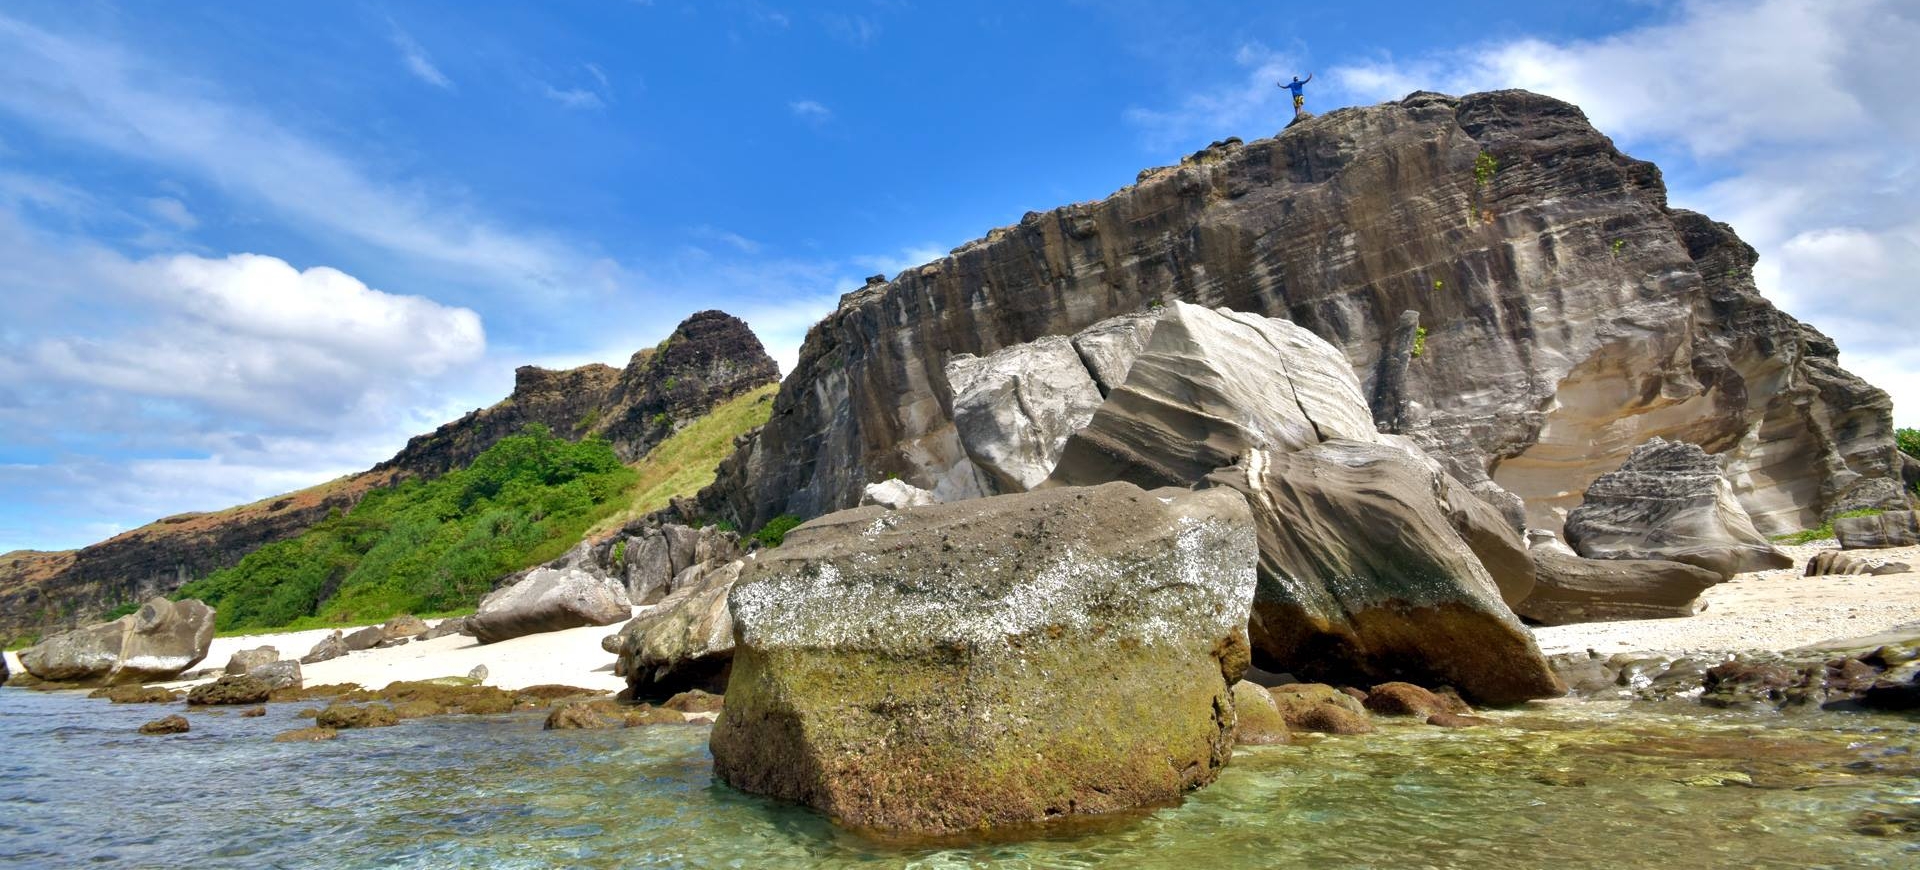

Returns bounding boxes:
[1,0,1915,552]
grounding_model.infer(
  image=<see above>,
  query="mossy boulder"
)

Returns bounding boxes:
[710,482,1258,835]
[1230,680,1290,746]
[315,702,399,729]
[138,714,190,735]
[1363,682,1461,717]
[273,726,338,742]
[95,684,179,704]
[187,674,273,706]
[1267,683,1374,734]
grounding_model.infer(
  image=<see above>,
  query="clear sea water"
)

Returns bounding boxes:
[2,688,1916,869]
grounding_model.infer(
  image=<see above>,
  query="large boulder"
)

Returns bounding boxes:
[1069,311,1158,396]
[604,560,742,699]
[225,646,279,676]
[300,631,348,664]
[1836,510,1920,550]
[1514,531,1724,625]
[467,566,632,644]
[946,335,1105,493]
[1564,438,1791,578]
[711,482,1257,835]
[18,598,215,686]
[1207,442,1563,705]
[1047,302,1378,490]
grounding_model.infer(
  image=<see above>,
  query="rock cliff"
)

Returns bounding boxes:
[702,90,1903,539]
[0,310,778,645]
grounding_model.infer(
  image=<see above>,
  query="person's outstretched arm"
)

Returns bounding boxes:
[1303,72,1313,84]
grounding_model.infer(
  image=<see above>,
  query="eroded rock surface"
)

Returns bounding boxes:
[701,90,1901,542]
[605,559,741,699]
[946,335,1104,493]
[18,598,215,686]
[468,566,632,644]
[710,483,1256,835]
[1564,438,1790,578]
[1836,511,1919,550]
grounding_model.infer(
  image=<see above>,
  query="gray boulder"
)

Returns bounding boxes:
[467,566,633,644]
[342,625,386,652]
[381,615,429,639]
[860,479,938,510]
[1514,531,1723,625]
[19,598,215,686]
[1805,550,1911,577]
[1069,311,1159,396]
[622,530,674,604]
[1207,442,1563,705]
[946,335,1105,493]
[420,617,469,641]
[1564,438,1790,578]
[711,482,1257,835]
[300,631,348,664]
[1836,510,1919,550]
[224,646,279,676]
[1048,302,1379,490]
[605,560,742,699]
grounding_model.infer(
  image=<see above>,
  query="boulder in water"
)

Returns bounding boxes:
[187,674,273,706]
[19,598,215,686]
[1564,438,1790,578]
[468,566,632,644]
[711,482,1257,835]
[1231,680,1290,746]
[138,714,190,735]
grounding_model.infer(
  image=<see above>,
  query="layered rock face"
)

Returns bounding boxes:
[711,483,1256,834]
[19,597,215,685]
[1837,511,1920,550]
[1564,438,1791,578]
[703,90,1902,539]
[1514,532,1723,625]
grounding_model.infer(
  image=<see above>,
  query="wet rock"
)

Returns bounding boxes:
[19,598,216,686]
[1836,511,1919,550]
[1364,682,1458,717]
[1266,683,1373,734]
[273,726,338,743]
[468,565,633,644]
[1548,651,1620,697]
[1517,531,1724,625]
[1427,713,1497,728]
[99,684,179,704]
[315,702,399,729]
[946,335,1105,493]
[711,482,1257,835]
[248,660,302,692]
[187,674,273,706]
[392,699,445,719]
[1805,550,1910,576]
[1208,441,1562,705]
[224,646,279,676]
[1231,680,1290,746]
[545,700,624,730]
[240,706,266,718]
[301,631,348,665]
[1564,438,1791,578]
[1700,659,1823,709]
[662,689,724,714]
[138,714,190,735]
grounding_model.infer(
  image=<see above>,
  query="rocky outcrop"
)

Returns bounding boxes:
[605,558,741,699]
[18,598,215,686]
[3,311,779,646]
[187,674,273,706]
[946,335,1104,494]
[380,310,779,474]
[1564,438,1790,578]
[701,90,1902,543]
[1836,511,1919,550]
[710,483,1256,835]
[1514,532,1723,625]
[1207,442,1562,704]
[467,564,632,644]
[604,522,742,607]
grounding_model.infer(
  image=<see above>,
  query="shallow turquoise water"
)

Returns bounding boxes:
[2,689,1916,868]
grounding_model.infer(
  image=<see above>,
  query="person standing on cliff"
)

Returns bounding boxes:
[1280,73,1313,117]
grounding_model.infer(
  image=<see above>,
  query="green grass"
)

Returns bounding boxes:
[1770,508,1885,546]
[751,514,804,548]
[586,384,777,537]
[177,425,637,633]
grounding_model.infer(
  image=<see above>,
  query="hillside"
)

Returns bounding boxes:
[0,310,778,645]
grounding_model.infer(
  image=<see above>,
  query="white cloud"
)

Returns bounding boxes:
[542,83,605,110]
[0,14,596,296]
[1123,43,1303,150]
[788,99,832,124]
[1316,0,1920,426]
[145,196,196,230]
[388,21,452,90]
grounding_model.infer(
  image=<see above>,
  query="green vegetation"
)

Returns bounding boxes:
[752,514,804,548]
[1432,279,1444,292]
[1411,326,1429,358]
[1898,428,1919,460]
[652,411,672,429]
[1611,239,1626,257]
[1473,150,1499,186]
[1770,508,1885,546]
[177,425,637,632]
[587,383,779,536]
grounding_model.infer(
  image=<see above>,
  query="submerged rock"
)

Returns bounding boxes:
[1208,442,1563,705]
[187,674,273,707]
[315,702,399,729]
[19,598,215,686]
[711,482,1257,835]
[273,726,338,743]
[468,565,632,644]
[138,715,190,735]
[1564,438,1790,578]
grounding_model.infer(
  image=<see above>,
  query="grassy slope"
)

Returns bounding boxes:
[587,383,777,537]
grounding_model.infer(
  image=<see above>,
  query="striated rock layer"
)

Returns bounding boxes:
[702,90,1902,539]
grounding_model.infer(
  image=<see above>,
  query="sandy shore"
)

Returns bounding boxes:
[1531,541,1920,656]
[148,613,635,694]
